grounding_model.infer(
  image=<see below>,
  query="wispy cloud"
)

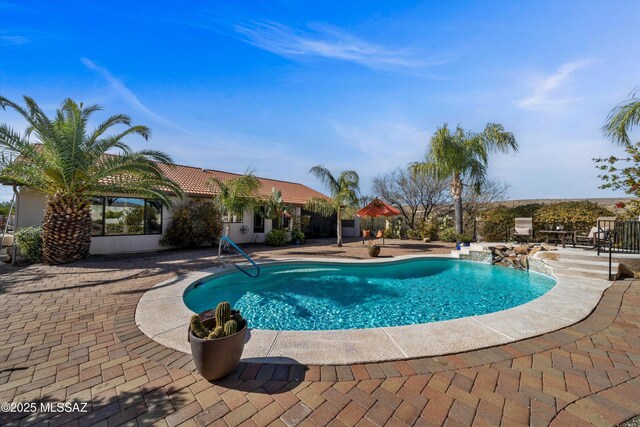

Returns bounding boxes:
[516,60,592,110]
[0,35,29,45]
[81,57,179,129]
[234,20,440,72]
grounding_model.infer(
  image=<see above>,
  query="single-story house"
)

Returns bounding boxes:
[5,162,360,255]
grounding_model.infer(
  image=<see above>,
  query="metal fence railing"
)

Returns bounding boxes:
[597,219,640,280]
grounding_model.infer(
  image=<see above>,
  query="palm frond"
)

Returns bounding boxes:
[309,165,339,196]
[0,96,182,201]
[603,93,640,146]
[465,158,488,194]
[482,123,519,153]
[87,114,133,144]
[207,171,262,219]
[304,197,335,216]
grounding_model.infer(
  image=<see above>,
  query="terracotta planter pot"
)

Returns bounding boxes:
[188,318,247,381]
[368,245,381,257]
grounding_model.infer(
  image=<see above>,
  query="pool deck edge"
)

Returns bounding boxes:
[134,254,613,365]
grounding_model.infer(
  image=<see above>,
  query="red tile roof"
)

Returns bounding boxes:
[156,163,328,205]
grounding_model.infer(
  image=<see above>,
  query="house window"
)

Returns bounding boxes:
[222,209,243,223]
[91,197,163,236]
[91,196,105,236]
[282,213,290,228]
[145,200,163,234]
[254,207,265,233]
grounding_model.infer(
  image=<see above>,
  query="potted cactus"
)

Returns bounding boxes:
[188,301,248,381]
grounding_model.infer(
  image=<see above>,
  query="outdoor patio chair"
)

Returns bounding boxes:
[361,229,371,244]
[362,229,384,245]
[574,216,617,248]
[511,218,533,242]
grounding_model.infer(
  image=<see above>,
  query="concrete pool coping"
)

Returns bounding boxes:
[134,254,612,365]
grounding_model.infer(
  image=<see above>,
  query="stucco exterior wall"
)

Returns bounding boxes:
[16,188,46,228]
[342,217,361,237]
[14,190,302,255]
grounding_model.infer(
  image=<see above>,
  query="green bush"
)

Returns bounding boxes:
[421,219,441,241]
[0,201,11,216]
[534,201,613,231]
[479,205,518,241]
[265,228,288,246]
[161,200,223,248]
[439,227,458,242]
[478,201,614,241]
[406,229,422,240]
[292,230,305,243]
[15,226,43,263]
[457,232,474,243]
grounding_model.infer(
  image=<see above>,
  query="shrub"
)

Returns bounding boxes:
[15,226,43,263]
[478,201,614,241]
[292,230,305,243]
[406,229,422,240]
[265,228,288,246]
[161,200,222,248]
[439,227,458,242]
[457,232,474,243]
[533,201,613,231]
[478,205,516,241]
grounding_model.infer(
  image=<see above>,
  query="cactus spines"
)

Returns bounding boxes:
[207,326,225,339]
[233,313,246,330]
[215,302,231,327]
[190,315,209,339]
[224,320,238,336]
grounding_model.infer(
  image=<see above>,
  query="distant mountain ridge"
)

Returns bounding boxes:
[495,197,634,208]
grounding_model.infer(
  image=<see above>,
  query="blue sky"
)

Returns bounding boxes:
[1,0,639,202]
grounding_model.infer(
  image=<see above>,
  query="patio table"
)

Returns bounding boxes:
[539,230,571,248]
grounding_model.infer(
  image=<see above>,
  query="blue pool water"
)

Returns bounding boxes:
[183,259,555,331]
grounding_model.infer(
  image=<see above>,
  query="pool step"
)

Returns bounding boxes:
[450,243,486,258]
[542,256,620,280]
[544,258,619,272]
[552,267,617,281]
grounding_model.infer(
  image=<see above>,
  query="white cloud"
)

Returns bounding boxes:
[0,35,28,45]
[234,21,439,72]
[515,60,592,110]
[81,57,179,129]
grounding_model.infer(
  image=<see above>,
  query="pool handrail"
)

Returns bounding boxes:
[218,236,260,278]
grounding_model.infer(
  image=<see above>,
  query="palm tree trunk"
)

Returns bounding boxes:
[42,193,92,264]
[453,195,463,235]
[450,174,464,235]
[336,208,343,247]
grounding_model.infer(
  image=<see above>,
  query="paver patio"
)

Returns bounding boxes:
[1,239,639,426]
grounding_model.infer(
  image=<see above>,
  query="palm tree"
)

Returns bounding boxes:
[413,123,518,235]
[603,89,640,145]
[263,187,293,230]
[305,166,360,247]
[207,171,261,251]
[0,96,183,264]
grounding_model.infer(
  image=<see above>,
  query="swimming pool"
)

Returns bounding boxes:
[183,258,556,331]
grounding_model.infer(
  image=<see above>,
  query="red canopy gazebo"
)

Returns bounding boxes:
[356,198,401,244]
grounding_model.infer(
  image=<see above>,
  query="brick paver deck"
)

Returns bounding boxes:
[1,239,639,426]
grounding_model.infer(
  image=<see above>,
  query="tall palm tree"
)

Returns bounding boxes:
[305,166,360,247]
[207,171,261,252]
[0,96,183,264]
[413,123,518,234]
[603,89,640,145]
